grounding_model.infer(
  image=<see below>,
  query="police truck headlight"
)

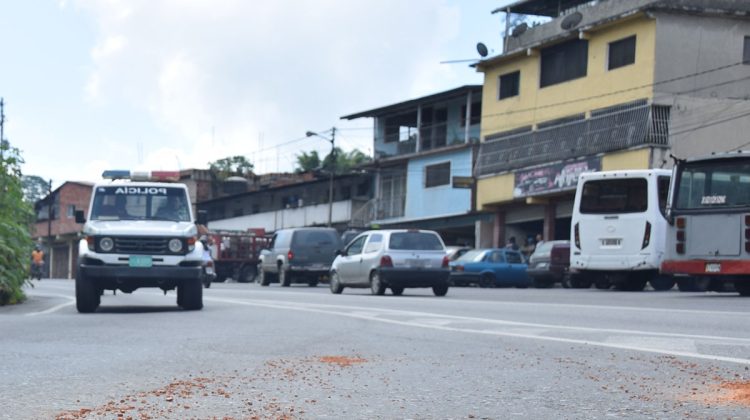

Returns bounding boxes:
[99,237,114,252]
[168,238,183,253]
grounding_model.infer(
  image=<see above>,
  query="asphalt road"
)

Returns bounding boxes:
[2,280,750,419]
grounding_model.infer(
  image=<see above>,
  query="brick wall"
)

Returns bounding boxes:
[33,182,92,239]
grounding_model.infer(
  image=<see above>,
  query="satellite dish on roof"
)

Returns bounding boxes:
[561,12,583,30]
[511,23,528,37]
[476,42,489,58]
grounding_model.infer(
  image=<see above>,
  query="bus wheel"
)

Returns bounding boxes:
[735,282,750,296]
[677,277,710,292]
[649,275,676,291]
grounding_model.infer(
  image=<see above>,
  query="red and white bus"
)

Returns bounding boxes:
[661,152,750,295]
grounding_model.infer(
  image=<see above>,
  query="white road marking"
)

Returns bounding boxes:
[205,296,750,366]
[24,293,76,316]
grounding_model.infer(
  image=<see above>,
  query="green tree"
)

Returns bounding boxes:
[297,148,371,174]
[0,141,33,305]
[21,175,50,204]
[208,155,254,179]
[295,150,321,173]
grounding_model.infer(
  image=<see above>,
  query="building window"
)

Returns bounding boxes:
[498,71,520,99]
[744,36,750,64]
[608,35,636,70]
[540,39,588,88]
[66,205,75,218]
[424,162,451,188]
[460,102,482,126]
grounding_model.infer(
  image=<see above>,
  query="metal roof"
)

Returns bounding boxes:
[341,85,482,120]
[492,0,600,17]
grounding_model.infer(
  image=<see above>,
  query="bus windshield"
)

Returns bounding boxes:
[675,159,750,210]
[579,178,647,214]
[90,186,191,222]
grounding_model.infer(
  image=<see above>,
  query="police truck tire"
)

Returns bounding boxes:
[179,278,203,310]
[75,271,100,313]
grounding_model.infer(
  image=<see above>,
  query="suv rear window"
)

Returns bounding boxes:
[388,232,444,251]
[292,230,339,247]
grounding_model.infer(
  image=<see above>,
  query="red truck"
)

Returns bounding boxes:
[205,229,270,283]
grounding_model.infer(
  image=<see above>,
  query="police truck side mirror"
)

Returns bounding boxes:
[75,210,86,224]
[196,210,208,226]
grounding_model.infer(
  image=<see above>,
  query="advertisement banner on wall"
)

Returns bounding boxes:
[513,157,601,198]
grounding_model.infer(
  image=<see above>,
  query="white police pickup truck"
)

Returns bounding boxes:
[74,170,207,313]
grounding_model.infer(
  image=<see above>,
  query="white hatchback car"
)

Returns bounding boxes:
[329,229,451,296]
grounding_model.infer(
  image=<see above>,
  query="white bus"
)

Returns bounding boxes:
[570,169,674,291]
[661,152,750,295]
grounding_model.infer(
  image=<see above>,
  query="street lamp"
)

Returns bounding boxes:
[305,128,336,227]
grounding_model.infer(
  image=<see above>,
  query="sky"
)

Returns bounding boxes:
[0,0,510,186]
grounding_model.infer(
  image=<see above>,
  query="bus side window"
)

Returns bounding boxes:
[657,176,670,216]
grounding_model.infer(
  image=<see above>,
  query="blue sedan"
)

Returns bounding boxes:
[449,248,530,288]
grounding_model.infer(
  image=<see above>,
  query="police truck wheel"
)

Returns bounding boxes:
[179,278,203,310]
[75,271,100,313]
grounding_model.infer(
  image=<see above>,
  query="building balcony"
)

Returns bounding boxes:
[476,101,670,176]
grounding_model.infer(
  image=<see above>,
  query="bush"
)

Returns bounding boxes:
[0,141,33,305]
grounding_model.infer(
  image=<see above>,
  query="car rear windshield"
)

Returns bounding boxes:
[388,232,444,251]
[292,230,341,248]
[580,178,647,214]
[675,159,750,210]
[456,249,485,262]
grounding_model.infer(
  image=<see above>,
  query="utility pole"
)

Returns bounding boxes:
[327,128,336,227]
[47,179,53,279]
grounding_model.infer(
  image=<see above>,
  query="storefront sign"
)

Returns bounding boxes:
[513,157,601,198]
[452,176,474,189]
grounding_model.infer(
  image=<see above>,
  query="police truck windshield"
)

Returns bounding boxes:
[675,159,750,210]
[90,186,191,222]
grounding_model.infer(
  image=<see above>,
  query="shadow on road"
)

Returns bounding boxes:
[93,305,185,314]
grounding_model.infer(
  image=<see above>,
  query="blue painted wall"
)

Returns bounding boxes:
[404,148,473,219]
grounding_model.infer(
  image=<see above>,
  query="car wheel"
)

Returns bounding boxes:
[532,278,552,288]
[649,274,675,291]
[370,271,386,295]
[479,273,495,288]
[279,266,291,287]
[75,271,100,313]
[329,271,344,294]
[391,286,404,296]
[432,284,449,296]
[238,265,256,283]
[179,278,203,310]
[259,267,271,286]
[568,275,592,289]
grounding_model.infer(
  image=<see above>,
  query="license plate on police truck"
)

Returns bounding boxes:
[129,255,153,268]
[705,263,721,273]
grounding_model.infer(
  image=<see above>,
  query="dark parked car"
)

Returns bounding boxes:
[449,248,529,288]
[258,227,342,287]
[527,240,570,288]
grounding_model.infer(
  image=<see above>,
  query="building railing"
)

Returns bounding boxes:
[380,122,479,158]
[476,102,670,176]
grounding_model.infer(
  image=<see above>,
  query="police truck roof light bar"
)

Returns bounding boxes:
[101,170,181,182]
[102,170,131,180]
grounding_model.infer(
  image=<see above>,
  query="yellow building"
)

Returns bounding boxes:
[474,0,750,247]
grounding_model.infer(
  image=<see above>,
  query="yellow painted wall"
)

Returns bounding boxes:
[601,148,651,171]
[480,15,657,138]
[477,173,515,210]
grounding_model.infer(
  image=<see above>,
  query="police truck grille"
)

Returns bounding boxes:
[114,237,170,254]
